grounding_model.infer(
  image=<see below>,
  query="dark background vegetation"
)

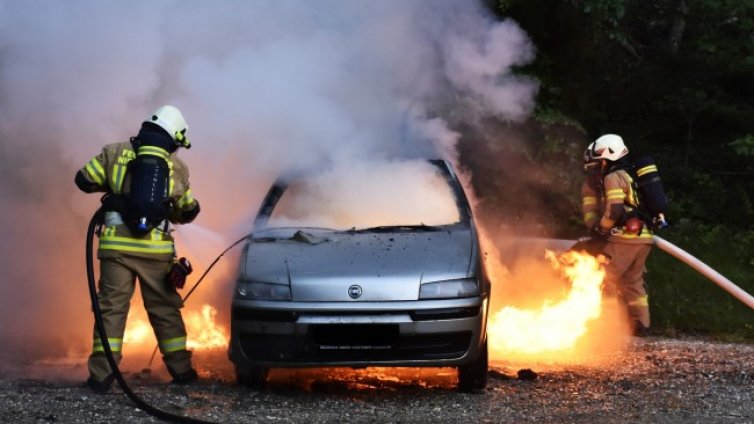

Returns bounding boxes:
[467,0,754,339]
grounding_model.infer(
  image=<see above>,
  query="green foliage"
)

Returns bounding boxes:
[533,107,586,131]
[648,226,754,339]
[686,0,754,61]
[729,135,754,156]
[567,0,627,38]
[532,108,587,159]
[489,0,513,13]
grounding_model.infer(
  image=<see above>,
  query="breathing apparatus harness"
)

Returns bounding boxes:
[576,151,669,256]
[93,124,175,238]
[588,156,669,234]
[606,157,669,232]
[126,124,175,235]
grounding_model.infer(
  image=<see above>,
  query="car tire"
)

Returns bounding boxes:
[236,365,269,390]
[457,340,488,394]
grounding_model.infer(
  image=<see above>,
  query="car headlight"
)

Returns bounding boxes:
[419,278,479,300]
[237,281,291,300]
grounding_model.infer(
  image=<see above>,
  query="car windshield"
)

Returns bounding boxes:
[267,160,462,231]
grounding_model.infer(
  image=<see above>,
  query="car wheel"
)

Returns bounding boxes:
[236,365,269,390]
[457,340,488,394]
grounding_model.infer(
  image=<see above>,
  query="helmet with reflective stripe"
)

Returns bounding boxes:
[146,105,190,149]
[591,134,627,162]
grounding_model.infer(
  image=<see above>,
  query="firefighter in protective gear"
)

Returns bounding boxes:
[75,105,201,392]
[581,134,653,336]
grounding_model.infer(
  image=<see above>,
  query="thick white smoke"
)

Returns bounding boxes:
[0,0,537,363]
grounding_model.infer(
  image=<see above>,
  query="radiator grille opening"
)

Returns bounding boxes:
[239,329,472,362]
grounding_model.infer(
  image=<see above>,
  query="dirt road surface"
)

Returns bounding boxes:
[1,336,752,423]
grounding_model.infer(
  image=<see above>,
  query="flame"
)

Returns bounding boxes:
[488,249,607,362]
[122,304,228,351]
[185,304,229,350]
[270,367,456,390]
[123,318,154,345]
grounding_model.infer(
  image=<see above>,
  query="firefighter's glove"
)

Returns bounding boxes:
[167,257,193,289]
[589,225,611,241]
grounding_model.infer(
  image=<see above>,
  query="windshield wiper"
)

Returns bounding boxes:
[348,224,444,233]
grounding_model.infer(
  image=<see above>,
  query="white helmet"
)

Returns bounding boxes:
[146,105,190,148]
[590,134,627,162]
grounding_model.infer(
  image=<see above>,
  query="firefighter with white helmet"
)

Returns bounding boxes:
[149,105,191,149]
[75,105,201,392]
[581,133,653,336]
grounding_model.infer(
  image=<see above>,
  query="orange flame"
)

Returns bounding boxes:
[123,304,228,351]
[185,304,228,350]
[123,318,154,345]
[488,249,607,362]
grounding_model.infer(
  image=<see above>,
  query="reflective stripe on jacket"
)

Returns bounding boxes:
[77,141,199,257]
[581,176,602,230]
[581,169,653,244]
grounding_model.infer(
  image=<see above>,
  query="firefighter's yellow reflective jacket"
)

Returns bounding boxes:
[581,168,653,244]
[78,141,199,258]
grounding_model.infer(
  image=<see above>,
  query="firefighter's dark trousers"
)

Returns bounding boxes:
[88,252,193,382]
[603,242,653,329]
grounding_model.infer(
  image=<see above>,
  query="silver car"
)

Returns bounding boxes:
[229,159,490,392]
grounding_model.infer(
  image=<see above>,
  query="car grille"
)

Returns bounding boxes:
[232,306,480,323]
[239,328,472,362]
[409,307,480,321]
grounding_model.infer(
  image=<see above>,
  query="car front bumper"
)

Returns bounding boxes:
[229,296,489,368]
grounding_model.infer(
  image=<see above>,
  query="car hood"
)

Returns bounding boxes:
[242,228,474,301]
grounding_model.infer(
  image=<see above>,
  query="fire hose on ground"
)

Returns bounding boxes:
[86,207,247,424]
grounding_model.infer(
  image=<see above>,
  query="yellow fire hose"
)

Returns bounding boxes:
[652,235,754,312]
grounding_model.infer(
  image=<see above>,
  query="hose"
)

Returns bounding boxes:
[86,207,215,424]
[652,235,754,312]
[146,233,251,368]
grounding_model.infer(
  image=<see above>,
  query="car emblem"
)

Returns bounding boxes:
[348,285,362,299]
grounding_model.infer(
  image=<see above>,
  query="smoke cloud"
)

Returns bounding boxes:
[0,0,537,366]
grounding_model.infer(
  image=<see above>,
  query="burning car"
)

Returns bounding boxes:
[228,159,490,392]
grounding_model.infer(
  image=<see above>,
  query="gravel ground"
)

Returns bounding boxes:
[1,336,753,423]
